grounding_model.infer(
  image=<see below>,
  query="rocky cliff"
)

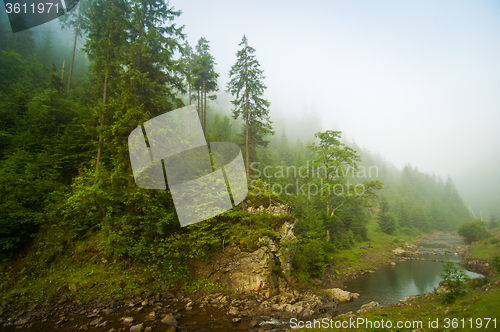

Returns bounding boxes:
[192,203,297,298]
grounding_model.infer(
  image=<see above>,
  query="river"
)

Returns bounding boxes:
[337,234,482,314]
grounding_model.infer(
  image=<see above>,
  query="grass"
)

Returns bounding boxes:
[324,219,421,279]
[466,229,500,261]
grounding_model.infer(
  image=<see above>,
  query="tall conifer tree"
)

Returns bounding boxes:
[227,35,273,177]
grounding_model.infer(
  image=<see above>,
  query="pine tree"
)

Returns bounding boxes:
[397,199,412,228]
[84,0,130,173]
[377,196,397,235]
[411,203,430,231]
[209,113,232,142]
[180,41,194,105]
[192,37,218,134]
[227,35,273,177]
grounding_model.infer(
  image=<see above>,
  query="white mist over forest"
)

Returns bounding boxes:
[176,0,500,216]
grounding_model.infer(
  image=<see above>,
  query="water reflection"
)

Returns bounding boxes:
[337,234,482,314]
[338,260,481,314]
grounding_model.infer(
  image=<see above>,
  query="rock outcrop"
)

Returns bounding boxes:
[463,258,492,276]
[194,203,297,298]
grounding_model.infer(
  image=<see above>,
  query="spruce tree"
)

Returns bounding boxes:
[227,35,273,177]
[377,196,397,235]
[191,38,218,133]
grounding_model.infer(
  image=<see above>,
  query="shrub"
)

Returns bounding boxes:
[354,234,363,243]
[493,256,500,273]
[293,238,329,277]
[440,258,470,303]
[457,220,492,244]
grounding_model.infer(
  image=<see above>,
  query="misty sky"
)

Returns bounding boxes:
[175,0,500,214]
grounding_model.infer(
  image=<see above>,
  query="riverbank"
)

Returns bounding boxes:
[290,230,500,331]
[0,222,434,331]
[1,225,496,331]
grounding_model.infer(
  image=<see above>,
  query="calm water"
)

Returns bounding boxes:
[337,235,482,314]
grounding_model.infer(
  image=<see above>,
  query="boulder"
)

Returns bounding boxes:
[121,317,134,324]
[393,248,406,255]
[130,323,143,332]
[69,283,80,292]
[357,301,379,313]
[324,288,356,303]
[161,313,178,327]
[89,317,103,326]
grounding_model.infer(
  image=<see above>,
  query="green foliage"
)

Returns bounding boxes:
[440,257,470,303]
[184,278,223,294]
[493,256,500,273]
[377,196,397,235]
[487,214,499,229]
[457,220,492,244]
[293,238,329,278]
[227,35,273,168]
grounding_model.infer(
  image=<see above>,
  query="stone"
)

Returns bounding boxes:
[161,313,178,327]
[144,311,156,321]
[89,317,103,326]
[86,281,96,289]
[324,288,355,303]
[144,328,152,332]
[102,308,114,315]
[302,308,314,318]
[15,317,29,325]
[309,278,322,286]
[232,317,241,323]
[228,307,239,316]
[96,321,109,328]
[130,323,143,332]
[78,324,89,330]
[393,248,405,255]
[69,283,80,292]
[121,317,134,324]
[358,301,379,313]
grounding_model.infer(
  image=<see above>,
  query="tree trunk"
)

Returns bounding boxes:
[61,60,65,81]
[95,72,107,173]
[326,196,330,216]
[67,2,81,93]
[95,29,112,173]
[245,86,249,178]
[203,83,207,134]
[197,89,201,122]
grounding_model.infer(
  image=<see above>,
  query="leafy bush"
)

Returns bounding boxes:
[493,256,500,273]
[293,238,329,277]
[457,220,492,244]
[440,259,470,303]
[489,238,500,245]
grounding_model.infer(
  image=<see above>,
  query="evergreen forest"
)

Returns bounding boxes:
[0,0,493,297]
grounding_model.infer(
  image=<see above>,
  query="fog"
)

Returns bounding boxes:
[175,0,500,216]
[5,0,498,216]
